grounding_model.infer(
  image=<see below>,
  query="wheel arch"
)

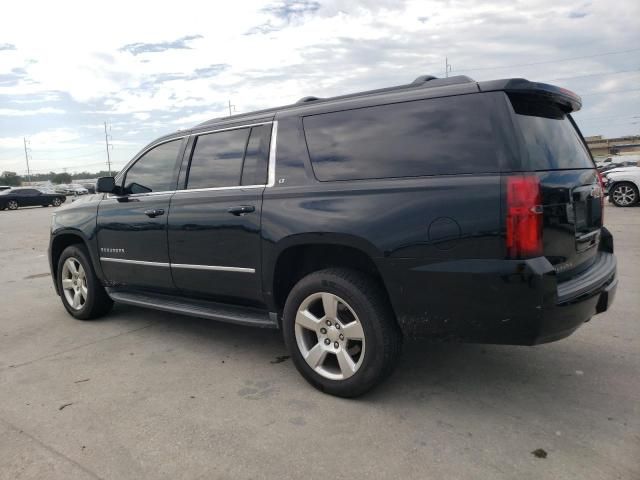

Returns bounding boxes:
[266,234,395,323]
[50,230,103,295]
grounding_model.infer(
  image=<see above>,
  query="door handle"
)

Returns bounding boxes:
[227,205,255,216]
[144,208,165,218]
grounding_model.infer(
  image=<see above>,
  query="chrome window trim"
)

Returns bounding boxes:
[193,121,272,137]
[100,257,170,267]
[267,120,277,187]
[109,120,278,199]
[100,257,255,273]
[171,263,255,273]
[173,185,265,195]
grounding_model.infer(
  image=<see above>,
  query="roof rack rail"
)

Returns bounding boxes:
[294,74,474,107]
[296,96,322,104]
[197,74,476,127]
[411,75,438,85]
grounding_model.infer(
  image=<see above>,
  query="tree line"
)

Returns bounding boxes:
[0,170,117,186]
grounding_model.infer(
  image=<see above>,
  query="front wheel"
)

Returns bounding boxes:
[610,182,639,207]
[283,268,402,397]
[57,244,113,320]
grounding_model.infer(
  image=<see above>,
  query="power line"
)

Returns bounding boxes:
[23,137,32,183]
[33,143,104,153]
[581,88,640,96]
[575,112,640,121]
[543,69,640,82]
[104,121,113,176]
[458,48,640,72]
[30,149,105,161]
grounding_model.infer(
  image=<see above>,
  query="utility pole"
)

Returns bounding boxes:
[104,121,112,176]
[228,99,236,116]
[23,137,31,183]
[445,57,452,78]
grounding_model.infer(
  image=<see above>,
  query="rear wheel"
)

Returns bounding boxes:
[7,200,18,210]
[611,182,638,207]
[57,244,113,320]
[52,197,62,207]
[283,268,402,397]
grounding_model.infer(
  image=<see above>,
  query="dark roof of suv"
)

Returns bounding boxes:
[195,75,580,130]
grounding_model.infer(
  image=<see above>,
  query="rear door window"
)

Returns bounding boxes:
[508,94,593,170]
[241,125,272,186]
[186,128,249,189]
[303,94,499,181]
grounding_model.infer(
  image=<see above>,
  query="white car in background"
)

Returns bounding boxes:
[602,166,640,207]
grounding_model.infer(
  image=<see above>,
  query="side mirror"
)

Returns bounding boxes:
[96,176,116,193]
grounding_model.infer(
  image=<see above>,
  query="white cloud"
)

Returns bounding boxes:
[1,0,639,173]
[0,107,65,116]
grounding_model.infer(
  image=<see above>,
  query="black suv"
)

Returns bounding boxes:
[49,75,617,397]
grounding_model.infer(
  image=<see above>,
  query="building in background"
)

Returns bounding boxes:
[585,135,640,158]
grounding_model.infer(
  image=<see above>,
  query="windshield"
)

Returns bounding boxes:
[509,94,594,170]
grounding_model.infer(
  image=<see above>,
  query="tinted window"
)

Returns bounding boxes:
[125,140,182,193]
[187,129,249,189]
[509,94,593,170]
[241,125,272,185]
[304,95,498,181]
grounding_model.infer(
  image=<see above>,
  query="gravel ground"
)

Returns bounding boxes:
[0,202,638,480]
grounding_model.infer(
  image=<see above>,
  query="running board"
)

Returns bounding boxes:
[106,289,278,329]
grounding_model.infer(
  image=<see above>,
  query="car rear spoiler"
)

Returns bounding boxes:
[478,78,582,112]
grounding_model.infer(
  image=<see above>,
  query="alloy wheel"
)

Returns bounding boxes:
[61,257,88,310]
[53,198,62,206]
[7,200,18,210]
[612,184,637,206]
[294,292,366,380]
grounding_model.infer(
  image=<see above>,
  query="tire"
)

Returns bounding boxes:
[610,182,639,207]
[57,244,113,320]
[7,200,18,210]
[52,197,62,207]
[282,268,402,397]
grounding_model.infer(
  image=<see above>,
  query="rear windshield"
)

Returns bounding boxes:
[509,94,593,170]
[303,94,500,181]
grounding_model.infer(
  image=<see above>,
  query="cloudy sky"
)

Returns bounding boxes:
[1,0,639,175]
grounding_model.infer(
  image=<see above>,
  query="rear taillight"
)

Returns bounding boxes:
[506,175,543,259]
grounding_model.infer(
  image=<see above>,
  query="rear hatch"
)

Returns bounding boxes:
[507,92,603,280]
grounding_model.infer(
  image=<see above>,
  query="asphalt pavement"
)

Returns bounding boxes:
[0,202,638,480]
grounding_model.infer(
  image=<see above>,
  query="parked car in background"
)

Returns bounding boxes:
[0,187,66,210]
[598,160,638,173]
[602,166,640,207]
[69,184,89,195]
[55,184,89,195]
[0,186,12,191]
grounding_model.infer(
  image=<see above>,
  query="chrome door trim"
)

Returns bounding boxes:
[100,258,170,267]
[100,257,255,273]
[171,263,255,273]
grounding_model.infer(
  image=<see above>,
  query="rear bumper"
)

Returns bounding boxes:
[534,253,616,344]
[382,248,617,345]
